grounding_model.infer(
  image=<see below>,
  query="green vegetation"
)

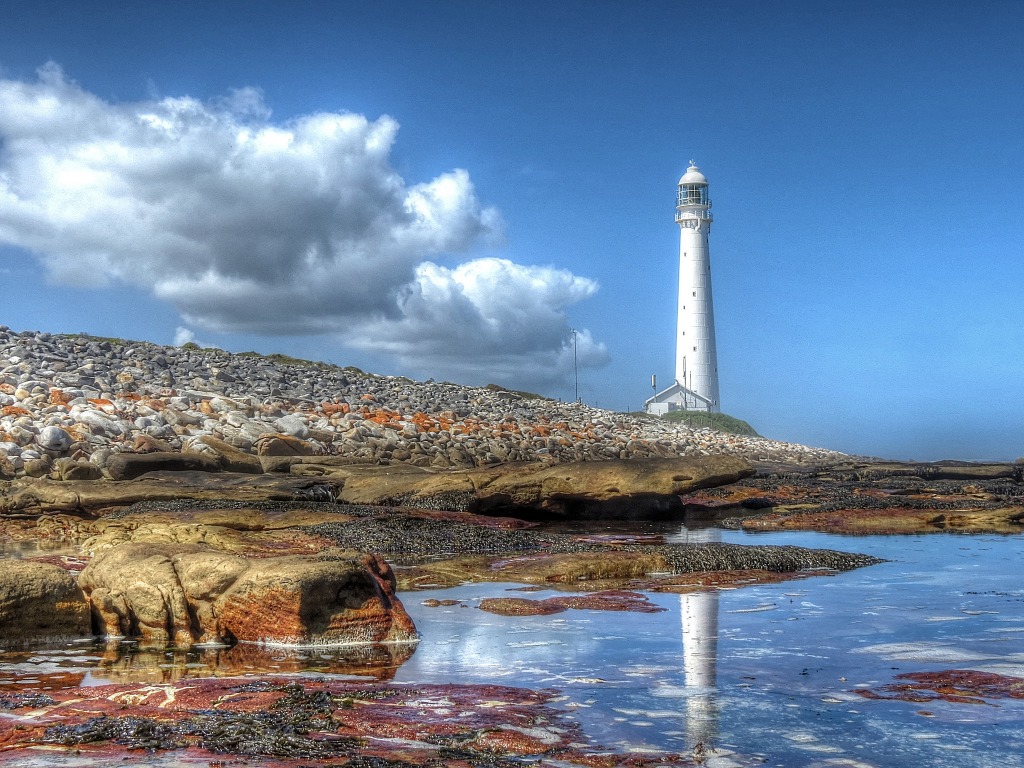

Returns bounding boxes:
[237,350,337,370]
[660,410,760,436]
[59,333,140,347]
[483,383,552,401]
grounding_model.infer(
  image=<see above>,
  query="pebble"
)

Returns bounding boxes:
[0,325,848,479]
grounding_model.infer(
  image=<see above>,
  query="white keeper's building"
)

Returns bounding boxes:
[646,162,721,415]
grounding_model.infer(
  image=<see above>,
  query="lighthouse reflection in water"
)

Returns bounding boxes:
[676,525,720,749]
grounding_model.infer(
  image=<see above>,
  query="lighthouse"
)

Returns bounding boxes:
[646,161,721,414]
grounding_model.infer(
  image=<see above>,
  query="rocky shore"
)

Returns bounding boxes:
[6,325,1020,767]
[0,326,845,481]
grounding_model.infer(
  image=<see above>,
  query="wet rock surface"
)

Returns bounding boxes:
[856,669,1024,706]
[684,460,1024,534]
[0,560,91,643]
[478,590,667,616]
[0,676,719,766]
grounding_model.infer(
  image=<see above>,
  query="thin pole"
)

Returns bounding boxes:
[571,328,579,403]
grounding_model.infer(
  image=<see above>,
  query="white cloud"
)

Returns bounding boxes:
[172,326,218,349]
[172,327,196,347]
[0,64,606,389]
[351,257,610,388]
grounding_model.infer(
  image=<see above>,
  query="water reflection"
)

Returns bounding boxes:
[0,638,416,691]
[5,529,1024,766]
[677,525,720,750]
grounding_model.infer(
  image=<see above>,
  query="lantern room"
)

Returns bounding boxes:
[677,162,710,208]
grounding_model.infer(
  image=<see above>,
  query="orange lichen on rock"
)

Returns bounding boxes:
[0,406,30,417]
[49,389,74,405]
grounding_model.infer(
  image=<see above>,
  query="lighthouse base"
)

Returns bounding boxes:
[645,381,717,415]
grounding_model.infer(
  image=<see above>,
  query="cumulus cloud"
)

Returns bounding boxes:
[0,63,606,388]
[351,257,610,388]
[172,326,218,349]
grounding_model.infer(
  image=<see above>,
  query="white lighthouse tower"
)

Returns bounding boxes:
[646,161,721,414]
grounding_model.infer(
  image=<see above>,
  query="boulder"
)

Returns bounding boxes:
[73,408,125,437]
[215,551,417,646]
[0,560,91,643]
[36,425,73,452]
[131,433,174,453]
[105,451,222,480]
[182,435,263,474]
[273,414,309,439]
[22,455,52,478]
[255,433,316,457]
[52,457,103,481]
[78,542,417,648]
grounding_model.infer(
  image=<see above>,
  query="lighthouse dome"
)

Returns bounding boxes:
[678,162,707,185]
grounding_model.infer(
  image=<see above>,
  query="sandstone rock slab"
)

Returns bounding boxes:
[334,455,754,517]
[79,542,417,648]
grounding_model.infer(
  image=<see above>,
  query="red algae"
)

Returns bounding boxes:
[0,676,706,766]
[856,669,1024,706]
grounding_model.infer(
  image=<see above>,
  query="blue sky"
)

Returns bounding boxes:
[1,1,1022,461]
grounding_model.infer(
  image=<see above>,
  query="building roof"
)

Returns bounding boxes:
[678,161,707,186]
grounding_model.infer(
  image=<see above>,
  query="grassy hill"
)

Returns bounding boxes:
[659,410,760,437]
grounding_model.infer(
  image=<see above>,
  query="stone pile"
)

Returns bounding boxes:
[0,326,846,480]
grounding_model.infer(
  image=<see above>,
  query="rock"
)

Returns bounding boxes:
[255,433,315,457]
[0,560,91,643]
[182,435,263,474]
[478,590,665,616]
[273,414,309,439]
[22,455,52,478]
[0,473,343,514]
[0,324,858,490]
[36,425,73,452]
[215,551,417,646]
[105,451,223,480]
[131,433,173,453]
[52,457,103,481]
[73,408,125,437]
[847,461,1020,482]
[334,456,754,518]
[78,543,418,648]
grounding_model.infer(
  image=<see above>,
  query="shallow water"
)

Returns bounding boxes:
[395,528,1024,767]
[3,527,1024,767]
